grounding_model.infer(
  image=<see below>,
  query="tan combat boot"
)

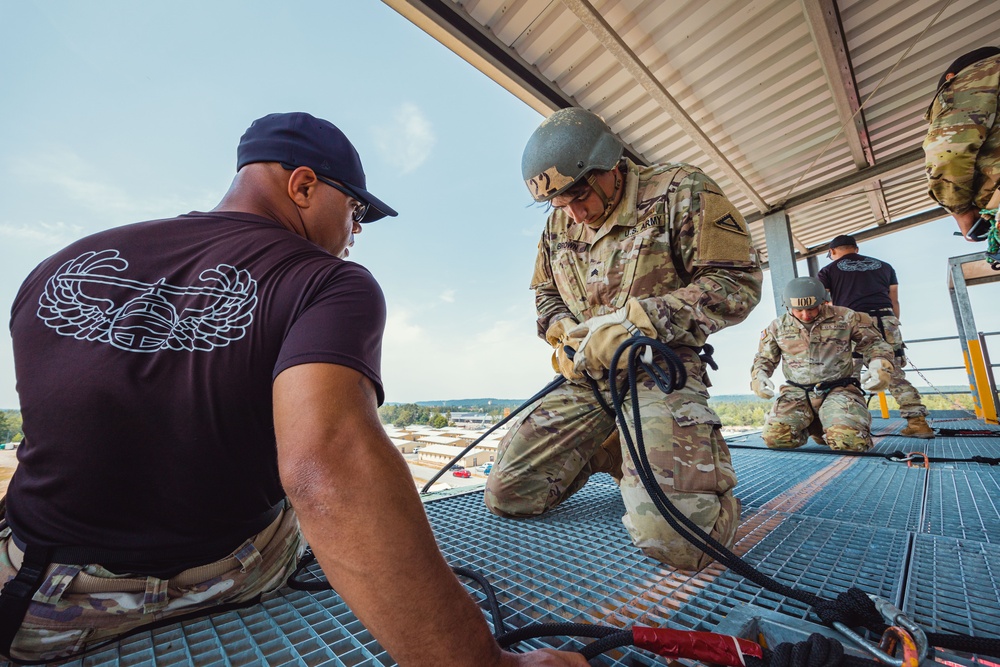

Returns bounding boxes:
[588,431,624,483]
[900,415,935,439]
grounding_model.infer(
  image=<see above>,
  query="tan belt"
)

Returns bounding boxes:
[6,508,285,594]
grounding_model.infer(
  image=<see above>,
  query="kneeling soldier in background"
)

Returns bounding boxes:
[751,277,894,452]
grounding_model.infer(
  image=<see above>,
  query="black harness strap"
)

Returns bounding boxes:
[786,376,861,396]
[0,545,52,659]
[786,377,862,423]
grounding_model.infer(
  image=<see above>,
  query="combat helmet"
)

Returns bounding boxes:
[521,108,623,202]
[783,277,827,310]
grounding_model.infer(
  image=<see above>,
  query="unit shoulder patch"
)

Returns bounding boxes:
[714,212,747,236]
[695,193,753,265]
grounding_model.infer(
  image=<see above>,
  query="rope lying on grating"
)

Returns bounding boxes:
[608,337,1000,661]
[725,442,1000,465]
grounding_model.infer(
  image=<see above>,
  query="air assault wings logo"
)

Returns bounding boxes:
[37,249,258,353]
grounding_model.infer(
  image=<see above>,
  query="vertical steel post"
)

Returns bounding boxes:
[763,209,798,316]
[949,256,998,423]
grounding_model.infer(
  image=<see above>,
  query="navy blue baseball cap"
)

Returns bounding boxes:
[237,112,397,223]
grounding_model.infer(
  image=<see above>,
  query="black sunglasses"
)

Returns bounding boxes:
[281,163,369,223]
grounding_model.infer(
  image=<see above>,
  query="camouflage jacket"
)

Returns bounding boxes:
[751,305,894,386]
[530,159,762,349]
[923,53,1000,214]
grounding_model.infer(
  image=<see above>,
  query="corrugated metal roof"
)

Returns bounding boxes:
[382,0,1000,261]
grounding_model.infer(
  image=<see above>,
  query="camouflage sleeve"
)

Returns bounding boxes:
[530,226,574,339]
[751,322,781,378]
[639,169,763,348]
[922,64,1000,213]
[851,312,894,364]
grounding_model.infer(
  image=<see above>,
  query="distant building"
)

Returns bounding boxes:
[389,437,418,454]
[449,412,496,428]
[416,435,466,448]
[417,444,489,468]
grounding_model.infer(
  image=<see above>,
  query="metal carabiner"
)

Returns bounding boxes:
[832,595,928,667]
[880,626,921,667]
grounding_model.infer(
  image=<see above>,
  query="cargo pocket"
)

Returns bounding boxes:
[631,391,725,496]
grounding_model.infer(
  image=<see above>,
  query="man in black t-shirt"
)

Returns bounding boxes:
[3,113,584,667]
[817,235,933,439]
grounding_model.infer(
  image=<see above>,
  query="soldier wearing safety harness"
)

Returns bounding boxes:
[817,235,934,439]
[484,108,762,571]
[752,278,894,452]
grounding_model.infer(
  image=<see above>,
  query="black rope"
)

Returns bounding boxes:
[578,629,633,660]
[495,622,619,648]
[609,336,820,605]
[287,336,1000,662]
[419,375,566,494]
[451,566,506,637]
[607,337,1000,660]
[725,443,1000,465]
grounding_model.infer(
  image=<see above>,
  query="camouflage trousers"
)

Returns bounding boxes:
[0,502,304,663]
[855,316,928,418]
[484,363,739,571]
[763,384,872,451]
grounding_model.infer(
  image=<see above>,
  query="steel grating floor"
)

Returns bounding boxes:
[5,414,1000,667]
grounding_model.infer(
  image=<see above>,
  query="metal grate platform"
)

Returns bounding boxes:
[6,413,1000,666]
[924,467,1000,543]
[906,535,1000,638]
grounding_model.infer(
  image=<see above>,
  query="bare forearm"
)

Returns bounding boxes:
[289,442,501,666]
[275,366,503,667]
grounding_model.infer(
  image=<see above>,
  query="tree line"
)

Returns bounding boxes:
[378,393,979,429]
[377,404,451,428]
[1,410,23,443]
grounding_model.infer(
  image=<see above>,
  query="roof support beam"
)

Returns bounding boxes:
[745,146,925,223]
[382,0,576,116]
[760,206,948,268]
[560,0,769,213]
[800,0,889,225]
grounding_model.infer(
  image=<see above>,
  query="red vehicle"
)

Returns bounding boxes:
[452,469,472,478]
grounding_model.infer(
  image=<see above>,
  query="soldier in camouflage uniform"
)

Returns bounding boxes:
[484,108,762,571]
[751,278,894,452]
[923,47,1000,239]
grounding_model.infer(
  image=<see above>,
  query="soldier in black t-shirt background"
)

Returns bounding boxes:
[817,235,934,439]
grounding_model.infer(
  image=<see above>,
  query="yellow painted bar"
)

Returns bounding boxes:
[963,348,984,419]
[878,392,889,419]
[968,338,999,424]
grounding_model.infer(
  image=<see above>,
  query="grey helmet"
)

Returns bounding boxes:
[783,277,827,310]
[521,108,623,202]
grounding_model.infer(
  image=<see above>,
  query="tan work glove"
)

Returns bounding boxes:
[568,298,657,376]
[751,370,775,399]
[861,358,893,392]
[545,317,583,381]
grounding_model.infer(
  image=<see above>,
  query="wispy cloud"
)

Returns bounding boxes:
[10,148,196,219]
[373,102,435,174]
[380,303,551,403]
[0,221,86,248]
[439,289,456,303]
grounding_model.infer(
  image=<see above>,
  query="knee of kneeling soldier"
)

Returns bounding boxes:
[763,422,798,449]
[484,476,549,517]
[825,425,871,451]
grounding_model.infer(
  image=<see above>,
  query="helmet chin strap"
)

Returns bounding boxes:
[584,164,624,227]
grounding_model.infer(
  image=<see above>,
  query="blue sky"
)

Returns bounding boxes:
[2,1,998,409]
